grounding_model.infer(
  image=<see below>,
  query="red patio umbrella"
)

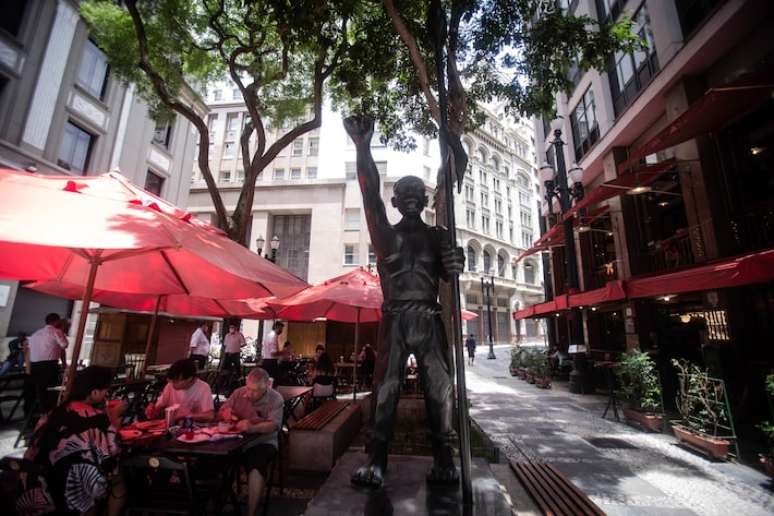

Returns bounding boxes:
[0,169,306,394]
[269,268,382,399]
[461,309,478,321]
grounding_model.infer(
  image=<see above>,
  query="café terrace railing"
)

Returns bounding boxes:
[729,204,774,255]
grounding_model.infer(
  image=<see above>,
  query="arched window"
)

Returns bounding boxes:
[467,246,477,272]
[477,148,487,164]
[511,262,518,280]
[491,156,500,172]
[497,254,506,277]
[524,261,536,284]
[483,250,492,274]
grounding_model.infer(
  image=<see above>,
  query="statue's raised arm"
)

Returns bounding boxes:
[343,116,391,246]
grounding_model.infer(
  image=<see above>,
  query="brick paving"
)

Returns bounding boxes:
[466,345,774,516]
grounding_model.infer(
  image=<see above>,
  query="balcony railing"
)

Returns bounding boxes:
[728,205,774,255]
[643,228,697,274]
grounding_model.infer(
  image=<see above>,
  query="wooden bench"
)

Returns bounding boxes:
[288,401,361,472]
[292,400,349,431]
[509,459,605,516]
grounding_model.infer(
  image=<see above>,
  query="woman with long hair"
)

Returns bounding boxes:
[17,366,126,516]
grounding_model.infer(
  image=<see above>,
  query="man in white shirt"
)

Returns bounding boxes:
[260,322,284,379]
[189,322,210,370]
[145,358,214,423]
[28,313,69,411]
[222,323,246,372]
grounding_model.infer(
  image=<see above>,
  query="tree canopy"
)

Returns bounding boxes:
[81,0,637,243]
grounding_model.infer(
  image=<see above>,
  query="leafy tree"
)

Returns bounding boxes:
[82,0,354,245]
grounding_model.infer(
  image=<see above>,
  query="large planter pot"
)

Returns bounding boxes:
[673,424,730,460]
[623,408,663,433]
[760,454,774,478]
[534,377,551,389]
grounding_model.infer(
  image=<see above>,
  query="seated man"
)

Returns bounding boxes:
[145,359,214,423]
[218,368,283,516]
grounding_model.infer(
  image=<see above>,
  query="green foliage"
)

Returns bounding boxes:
[759,372,774,451]
[615,350,662,412]
[672,359,731,437]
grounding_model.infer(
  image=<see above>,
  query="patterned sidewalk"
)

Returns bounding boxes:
[466,346,774,516]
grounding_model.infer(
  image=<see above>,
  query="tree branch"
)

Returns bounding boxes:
[382,0,441,124]
[125,0,229,230]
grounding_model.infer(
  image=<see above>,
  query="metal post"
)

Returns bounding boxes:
[141,295,163,376]
[485,277,496,359]
[353,307,360,401]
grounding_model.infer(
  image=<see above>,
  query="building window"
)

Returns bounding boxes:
[482,215,490,234]
[152,117,174,148]
[292,139,303,156]
[345,208,360,231]
[232,88,240,100]
[57,121,94,173]
[524,262,536,284]
[497,254,506,277]
[273,168,285,180]
[511,263,517,280]
[423,166,431,181]
[467,246,477,272]
[306,166,317,179]
[483,251,492,274]
[570,86,600,161]
[213,89,223,101]
[464,183,475,202]
[479,170,486,183]
[1,0,27,37]
[345,161,356,180]
[509,224,514,243]
[496,220,504,239]
[225,113,239,139]
[207,113,218,136]
[423,137,431,156]
[607,4,658,117]
[494,198,503,214]
[521,231,533,248]
[223,142,235,158]
[480,192,489,206]
[368,244,377,265]
[519,191,530,206]
[344,244,359,265]
[466,209,476,228]
[77,40,109,99]
[236,169,245,182]
[493,178,501,192]
[520,210,532,227]
[308,137,319,156]
[290,168,302,180]
[220,170,231,183]
[145,170,164,196]
[516,172,530,189]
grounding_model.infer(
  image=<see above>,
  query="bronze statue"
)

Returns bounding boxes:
[344,115,464,489]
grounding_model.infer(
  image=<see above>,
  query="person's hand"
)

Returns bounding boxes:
[235,419,250,433]
[441,245,465,275]
[144,404,158,419]
[219,406,233,422]
[343,115,374,147]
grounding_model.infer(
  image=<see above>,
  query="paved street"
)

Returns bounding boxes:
[466,345,774,516]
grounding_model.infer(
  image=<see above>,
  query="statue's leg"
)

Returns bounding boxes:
[351,312,407,488]
[416,314,458,484]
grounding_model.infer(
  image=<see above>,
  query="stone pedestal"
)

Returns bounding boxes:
[304,452,514,516]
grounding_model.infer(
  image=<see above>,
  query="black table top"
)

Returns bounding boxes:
[122,431,264,457]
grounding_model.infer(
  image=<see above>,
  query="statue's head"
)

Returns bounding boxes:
[391,175,428,217]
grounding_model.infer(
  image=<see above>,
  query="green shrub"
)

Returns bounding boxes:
[615,350,662,412]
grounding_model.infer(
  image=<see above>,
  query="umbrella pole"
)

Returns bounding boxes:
[141,295,162,376]
[62,252,101,400]
[353,308,360,401]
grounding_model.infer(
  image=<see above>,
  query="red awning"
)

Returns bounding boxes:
[516,207,610,262]
[569,280,627,307]
[627,248,774,299]
[562,159,677,222]
[618,75,774,174]
[513,306,534,320]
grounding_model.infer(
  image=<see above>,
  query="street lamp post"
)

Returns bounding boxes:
[255,235,281,359]
[540,118,587,393]
[481,276,496,359]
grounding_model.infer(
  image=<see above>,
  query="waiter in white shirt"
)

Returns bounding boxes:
[28,313,69,411]
[222,323,246,372]
[261,321,284,379]
[189,322,211,370]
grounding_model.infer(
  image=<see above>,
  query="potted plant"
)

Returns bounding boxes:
[509,347,522,376]
[523,353,537,383]
[671,359,734,460]
[757,373,774,477]
[533,356,552,389]
[615,350,663,432]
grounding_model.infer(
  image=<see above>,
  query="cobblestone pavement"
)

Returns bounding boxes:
[466,345,774,516]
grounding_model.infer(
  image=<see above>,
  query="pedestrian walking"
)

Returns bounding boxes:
[27,313,69,411]
[189,322,210,370]
[465,334,477,366]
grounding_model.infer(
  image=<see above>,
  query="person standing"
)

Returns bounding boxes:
[465,334,477,366]
[260,322,283,379]
[222,323,246,372]
[189,322,210,370]
[28,313,69,412]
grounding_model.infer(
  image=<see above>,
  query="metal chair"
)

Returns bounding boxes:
[123,454,199,515]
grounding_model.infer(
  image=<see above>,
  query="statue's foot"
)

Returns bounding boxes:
[351,463,385,489]
[426,464,459,485]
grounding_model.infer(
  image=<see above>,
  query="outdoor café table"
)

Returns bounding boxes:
[0,371,27,423]
[120,428,265,509]
[594,360,620,421]
[146,363,172,373]
[276,385,312,424]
